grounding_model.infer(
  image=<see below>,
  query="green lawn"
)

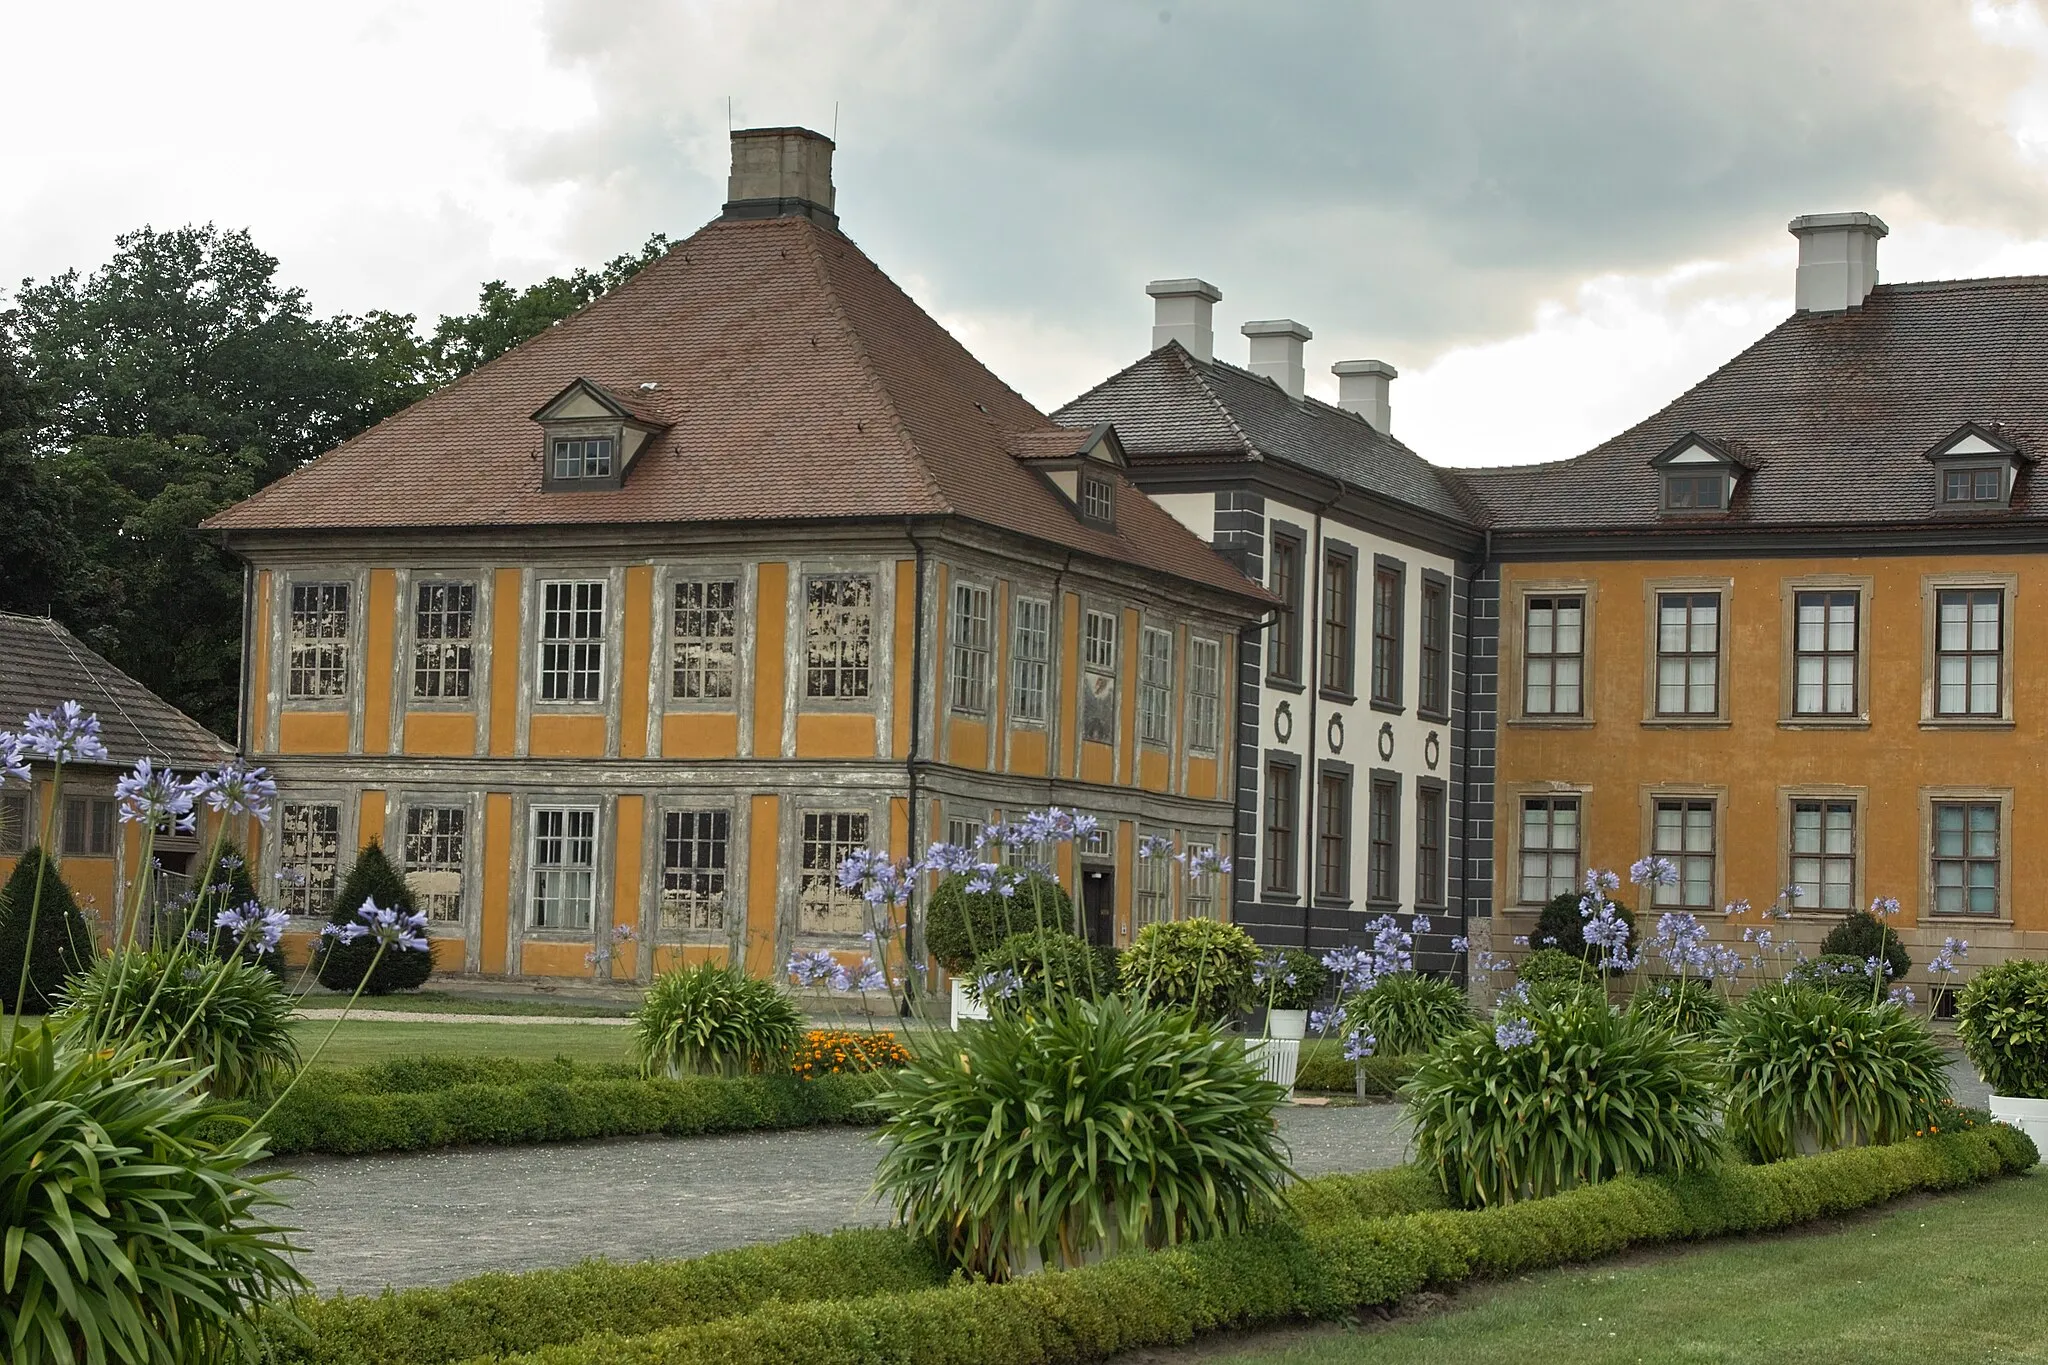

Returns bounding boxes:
[288,1019,636,1068]
[1223,1170,2048,1365]
[293,989,637,1018]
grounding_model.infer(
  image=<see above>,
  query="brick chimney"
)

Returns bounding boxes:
[1789,212,1887,313]
[723,127,838,229]
[1242,319,1311,400]
[1146,279,1222,362]
[1332,359,1396,432]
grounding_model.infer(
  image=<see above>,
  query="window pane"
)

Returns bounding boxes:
[799,811,871,934]
[672,579,739,701]
[805,575,875,699]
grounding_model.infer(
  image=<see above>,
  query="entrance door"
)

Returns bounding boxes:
[1082,868,1115,947]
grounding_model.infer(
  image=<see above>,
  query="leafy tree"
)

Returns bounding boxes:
[0,848,97,1014]
[426,234,669,380]
[315,841,433,995]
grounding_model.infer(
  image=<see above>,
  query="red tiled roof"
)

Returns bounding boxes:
[207,216,1265,604]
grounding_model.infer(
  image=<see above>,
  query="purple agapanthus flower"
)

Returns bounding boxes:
[189,761,279,823]
[787,948,839,987]
[0,731,32,784]
[1343,1029,1376,1062]
[115,758,196,834]
[1495,1018,1538,1051]
[1629,856,1679,889]
[349,897,431,952]
[1870,896,1902,918]
[24,702,109,764]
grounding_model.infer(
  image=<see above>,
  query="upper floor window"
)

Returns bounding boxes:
[0,791,26,855]
[288,581,350,700]
[1084,609,1118,671]
[402,805,466,923]
[531,806,597,929]
[1651,797,1716,909]
[1010,597,1051,724]
[1263,759,1299,897]
[1943,467,2004,504]
[1081,609,1118,745]
[798,810,870,935]
[1926,426,2020,509]
[671,578,739,701]
[412,581,475,701]
[1655,591,1720,716]
[551,436,613,481]
[538,580,606,703]
[1524,594,1584,716]
[1187,636,1222,753]
[1268,532,1304,684]
[1792,590,1858,716]
[1138,626,1174,745]
[1320,548,1356,695]
[1663,472,1726,511]
[1080,472,1115,524]
[277,801,340,917]
[1418,576,1449,717]
[1371,561,1404,708]
[949,582,992,715]
[1935,588,2002,717]
[805,574,874,700]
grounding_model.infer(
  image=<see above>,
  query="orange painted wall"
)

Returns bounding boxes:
[1118,607,1140,785]
[357,790,385,851]
[522,941,591,977]
[893,558,917,758]
[745,794,780,976]
[796,713,877,759]
[1137,748,1169,792]
[249,571,271,747]
[1186,755,1220,802]
[403,712,476,756]
[613,794,644,975]
[1010,728,1049,776]
[480,793,513,973]
[428,938,464,972]
[943,716,988,769]
[754,563,788,758]
[529,714,607,757]
[1058,592,1081,779]
[363,568,397,754]
[1080,742,1114,786]
[620,566,653,759]
[489,568,523,756]
[653,943,728,973]
[279,712,349,754]
[663,712,741,758]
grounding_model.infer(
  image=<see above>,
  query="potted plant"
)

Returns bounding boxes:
[1957,959,2048,1159]
[1254,947,1327,1040]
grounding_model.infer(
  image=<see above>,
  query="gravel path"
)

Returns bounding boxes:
[291,1010,632,1026]
[275,1101,1413,1294]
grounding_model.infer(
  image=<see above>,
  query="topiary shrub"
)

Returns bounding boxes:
[1406,993,1721,1207]
[0,847,96,1014]
[1532,890,1635,966]
[923,872,1073,975]
[1253,946,1330,1012]
[1784,952,1884,1001]
[1819,908,1911,985]
[1119,918,1258,1025]
[1627,976,1728,1038]
[315,841,434,995]
[967,928,1112,1014]
[57,949,299,1100]
[1956,959,2048,1099]
[1514,945,1603,1008]
[874,994,1290,1278]
[1342,971,1471,1055]
[1722,984,1951,1162]
[633,960,805,1078]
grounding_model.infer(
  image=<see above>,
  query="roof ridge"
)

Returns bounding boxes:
[1176,349,1258,455]
[1877,274,2048,295]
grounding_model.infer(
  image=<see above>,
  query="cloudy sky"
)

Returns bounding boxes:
[12,1,2048,465]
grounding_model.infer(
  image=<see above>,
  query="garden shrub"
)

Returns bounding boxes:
[1254,947,1330,1012]
[1293,1043,1414,1094]
[1406,994,1721,1207]
[1722,984,1951,1162]
[874,995,1290,1277]
[1627,976,1727,1038]
[968,927,1111,1012]
[1513,946,1602,1005]
[1956,958,2048,1098]
[1341,971,1471,1055]
[924,872,1072,974]
[1531,891,1633,965]
[1783,952,1884,1001]
[789,1029,913,1081]
[0,846,95,1013]
[1118,918,1258,1024]
[315,842,434,994]
[1818,908,1911,985]
[57,948,300,1099]
[632,960,804,1078]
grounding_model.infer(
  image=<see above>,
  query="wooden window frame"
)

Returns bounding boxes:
[1137,624,1175,746]
[948,580,994,716]
[1922,786,2013,922]
[1320,542,1358,701]
[1417,570,1451,722]
[1315,760,1353,906]
[1507,786,1586,909]
[1187,634,1222,754]
[536,578,608,706]
[803,572,877,702]
[1267,525,1306,688]
[1922,574,2016,728]
[1642,577,1733,727]
[660,806,733,937]
[1370,556,1406,713]
[1506,579,1597,728]
[410,579,477,704]
[530,804,600,930]
[1777,786,1865,917]
[286,579,353,702]
[1640,786,1726,912]
[1778,575,1871,728]
[797,808,873,937]
[1009,595,1052,726]
[1262,752,1300,900]
[670,576,741,704]
[1365,768,1401,909]
[1414,776,1447,909]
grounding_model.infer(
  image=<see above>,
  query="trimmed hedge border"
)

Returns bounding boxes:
[1292,1045,1415,1095]
[480,1126,2036,1365]
[203,1056,886,1156]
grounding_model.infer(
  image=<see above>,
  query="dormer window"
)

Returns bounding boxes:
[531,378,670,493]
[1927,425,2024,511]
[1080,471,1115,525]
[1650,433,1745,517]
[1663,472,1726,511]
[1943,466,2003,505]
[552,436,614,481]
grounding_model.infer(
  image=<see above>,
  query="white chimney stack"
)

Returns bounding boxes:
[1332,359,1397,432]
[1242,319,1312,400]
[1146,279,1222,361]
[1789,212,1888,313]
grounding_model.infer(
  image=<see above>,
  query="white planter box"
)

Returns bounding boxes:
[1265,1008,1309,1041]
[950,977,990,1029]
[1988,1094,2048,1162]
[1245,1036,1301,1091]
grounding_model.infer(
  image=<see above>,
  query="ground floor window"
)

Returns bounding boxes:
[1183,839,1220,920]
[278,802,341,917]
[799,810,869,935]
[1519,797,1579,905]
[662,809,730,932]
[1789,798,1854,911]
[62,796,115,857]
[402,805,466,923]
[1652,798,1716,909]
[1135,834,1171,927]
[1931,800,2000,917]
[531,806,598,929]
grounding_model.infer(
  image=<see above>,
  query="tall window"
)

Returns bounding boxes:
[277,802,340,917]
[1263,760,1298,895]
[1081,609,1118,744]
[799,811,870,934]
[402,805,466,923]
[1932,800,2000,916]
[1184,840,1220,920]
[1269,533,1304,683]
[1789,799,1854,911]
[1518,797,1580,905]
[1935,588,2002,716]
[1135,838,1172,926]
[62,797,115,857]
[538,580,606,703]
[0,791,26,855]
[1084,609,1117,670]
[1418,577,1448,716]
[1187,637,1222,752]
[1371,564,1403,707]
[1655,591,1720,716]
[949,582,992,714]
[661,809,729,931]
[1366,776,1399,904]
[805,574,874,699]
[1415,782,1445,907]
[288,581,350,699]
[531,807,597,929]
[551,436,613,480]
[1316,769,1351,901]
[1651,798,1716,909]
[1138,626,1174,745]
[671,578,738,701]
[1793,591,1858,715]
[1523,594,1584,716]
[1010,597,1051,723]
[412,581,475,700]
[1321,549,1355,693]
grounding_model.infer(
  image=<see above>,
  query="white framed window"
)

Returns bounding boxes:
[538,580,606,703]
[1009,596,1051,723]
[1519,797,1579,905]
[278,802,341,917]
[949,582,992,714]
[661,809,729,932]
[288,581,351,700]
[1792,591,1858,716]
[1138,626,1174,745]
[1188,636,1221,752]
[1935,588,2002,717]
[805,574,875,699]
[1080,471,1114,523]
[402,805,466,924]
[799,810,870,934]
[551,436,613,480]
[530,806,598,929]
[671,578,739,701]
[1084,610,1118,671]
[412,580,476,701]
[1652,798,1716,909]
[1135,835,1171,927]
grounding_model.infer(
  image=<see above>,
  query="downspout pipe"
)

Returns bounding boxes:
[905,520,929,1004]
[1298,474,1345,950]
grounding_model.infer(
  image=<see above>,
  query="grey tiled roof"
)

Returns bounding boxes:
[0,613,232,769]
[1459,276,2048,534]
[1053,344,1475,526]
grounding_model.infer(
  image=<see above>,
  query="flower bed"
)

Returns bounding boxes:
[790,1029,913,1081]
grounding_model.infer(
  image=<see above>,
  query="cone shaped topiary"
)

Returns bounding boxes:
[0,847,97,1014]
[314,841,434,994]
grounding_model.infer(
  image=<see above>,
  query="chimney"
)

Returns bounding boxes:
[1788,212,1888,313]
[723,126,838,229]
[1146,278,1222,361]
[1332,359,1397,432]
[1242,320,1312,400]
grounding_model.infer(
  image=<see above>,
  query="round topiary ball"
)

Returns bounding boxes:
[1119,918,1258,1025]
[1956,959,2048,1100]
[967,928,1111,1014]
[1818,909,1912,984]
[924,872,1073,975]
